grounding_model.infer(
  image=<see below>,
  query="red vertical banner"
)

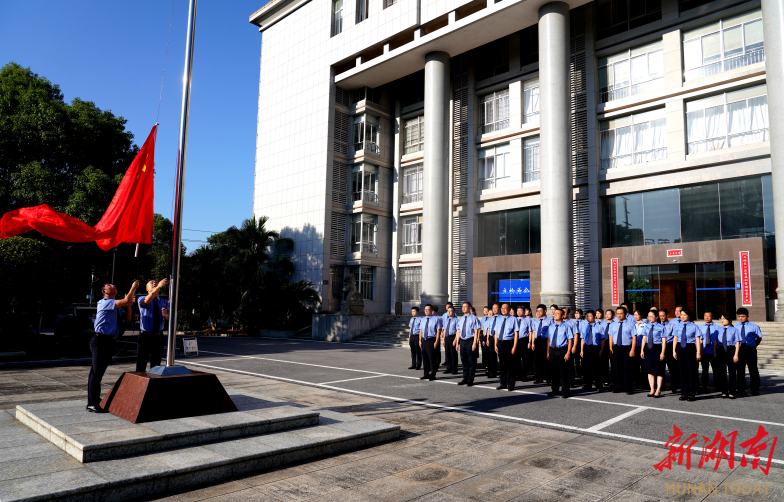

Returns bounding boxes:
[611,258,620,306]
[740,251,752,306]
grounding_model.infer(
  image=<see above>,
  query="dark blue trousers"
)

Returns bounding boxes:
[459,338,476,382]
[676,343,698,397]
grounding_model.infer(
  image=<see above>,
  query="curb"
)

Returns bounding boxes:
[0,355,136,369]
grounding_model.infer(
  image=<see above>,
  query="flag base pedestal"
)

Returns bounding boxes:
[146,365,192,376]
[100,371,237,424]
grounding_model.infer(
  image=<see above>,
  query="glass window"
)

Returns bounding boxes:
[520,24,538,67]
[597,0,662,40]
[478,143,511,189]
[643,188,680,245]
[351,265,374,300]
[598,40,664,103]
[480,89,509,134]
[384,0,397,7]
[402,164,422,204]
[356,0,368,23]
[350,213,376,253]
[679,184,721,242]
[476,37,509,81]
[762,174,775,236]
[682,8,764,81]
[478,207,540,257]
[330,265,344,299]
[719,177,764,239]
[398,267,421,302]
[523,79,539,123]
[604,193,644,247]
[523,137,540,182]
[332,0,343,36]
[600,109,666,169]
[404,115,424,154]
[351,164,378,203]
[403,215,422,254]
[686,84,769,154]
[488,271,531,310]
[352,114,380,153]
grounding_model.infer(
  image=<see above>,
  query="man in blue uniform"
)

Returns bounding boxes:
[482,304,500,377]
[418,304,443,381]
[443,305,459,374]
[571,309,586,386]
[608,306,637,394]
[407,306,422,370]
[659,308,680,394]
[136,278,170,372]
[547,308,574,398]
[531,304,550,385]
[736,307,763,396]
[516,306,530,382]
[456,302,481,386]
[87,280,139,412]
[580,310,605,391]
[494,303,519,391]
[698,310,719,394]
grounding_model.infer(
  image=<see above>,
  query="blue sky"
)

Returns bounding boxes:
[0,0,269,249]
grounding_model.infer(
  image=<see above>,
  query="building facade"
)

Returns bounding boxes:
[250,0,784,321]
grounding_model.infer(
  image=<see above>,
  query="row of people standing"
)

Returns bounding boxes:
[407,301,764,401]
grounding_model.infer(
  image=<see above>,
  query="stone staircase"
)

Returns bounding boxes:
[350,316,410,347]
[756,322,784,371]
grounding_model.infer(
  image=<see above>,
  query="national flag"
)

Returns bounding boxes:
[0,125,158,251]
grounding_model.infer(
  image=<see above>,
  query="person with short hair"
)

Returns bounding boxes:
[418,304,443,381]
[136,278,171,372]
[736,307,763,396]
[482,304,500,377]
[531,304,550,385]
[547,308,574,398]
[87,280,139,413]
[494,303,519,391]
[407,306,422,370]
[641,310,666,397]
[433,305,442,369]
[579,310,604,392]
[608,306,636,394]
[632,309,647,391]
[698,310,719,394]
[571,308,585,386]
[715,313,742,399]
[515,305,530,382]
[673,309,701,401]
[659,308,680,394]
[456,302,481,386]
[443,305,459,375]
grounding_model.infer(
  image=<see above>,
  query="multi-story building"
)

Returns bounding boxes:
[250,0,784,321]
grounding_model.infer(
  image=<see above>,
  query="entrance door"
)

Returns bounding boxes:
[696,262,736,318]
[658,264,695,316]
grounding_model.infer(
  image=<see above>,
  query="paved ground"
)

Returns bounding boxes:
[1,336,783,502]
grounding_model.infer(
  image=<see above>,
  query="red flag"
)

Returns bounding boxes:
[0,125,157,251]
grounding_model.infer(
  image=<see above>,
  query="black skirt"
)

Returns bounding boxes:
[644,343,666,375]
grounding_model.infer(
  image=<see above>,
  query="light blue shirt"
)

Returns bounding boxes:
[94,298,124,336]
[138,296,169,332]
[644,323,666,347]
[458,314,480,339]
[443,315,458,337]
[717,325,742,349]
[584,321,605,346]
[548,321,574,348]
[675,321,699,347]
[408,316,421,337]
[634,321,646,346]
[573,319,590,341]
[608,319,636,346]
[532,317,549,339]
[419,315,443,339]
[698,322,720,354]
[516,317,531,337]
[736,321,762,347]
[494,315,517,341]
[483,315,499,337]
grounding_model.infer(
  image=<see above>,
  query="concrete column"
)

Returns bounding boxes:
[662,30,682,90]
[762,0,784,321]
[421,51,450,307]
[538,2,574,309]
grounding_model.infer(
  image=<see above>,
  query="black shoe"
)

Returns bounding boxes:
[729,394,736,400]
[612,389,621,394]
[596,387,604,392]
[429,376,436,381]
[533,379,543,384]
[627,391,634,395]
[671,389,679,394]
[416,367,421,370]
[562,393,570,399]
[408,366,416,370]
[687,396,696,402]
[457,380,467,385]
[699,387,708,394]
[679,395,687,401]
[86,405,108,414]
[582,385,591,391]
[721,394,728,399]
[507,386,514,392]
[496,385,505,390]
[466,381,474,387]
[547,391,558,397]
[751,391,760,396]
[420,375,428,380]
[452,371,459,375]
[737,392,747,397]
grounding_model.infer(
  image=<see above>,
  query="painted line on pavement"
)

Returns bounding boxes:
[196,349,784,428]
[180,359,784,467]
[320,374,387,385]
[584,406,647,432]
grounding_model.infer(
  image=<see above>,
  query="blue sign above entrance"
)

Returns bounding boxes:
[492,279,531,302]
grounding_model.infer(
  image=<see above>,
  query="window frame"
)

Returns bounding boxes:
[404,115,424,155]
[356,0,368,23]
[403,215,423,254]
[397,266,422,302]
[350,163,378,203]
[479,88,510,134]
[478,143,511,190]
[524,136,540,183]
[682,9,764,81]
[332,0,344,36]
[599,108,667,170]
[350,213,377,253]
[598,40,664,103]
[352,114,380,154]
[402,164,423,204]
[351,265,374,300]
[523,79,540,124]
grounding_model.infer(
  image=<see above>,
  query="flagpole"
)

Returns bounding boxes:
[164,0,198,370]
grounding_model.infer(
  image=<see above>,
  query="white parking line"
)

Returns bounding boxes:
[320,375,387,385]
[194,350,784,427]
[584,407,647,432]
[180,358,784,467]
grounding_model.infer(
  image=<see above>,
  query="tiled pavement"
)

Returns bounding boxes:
[1,364,782,502]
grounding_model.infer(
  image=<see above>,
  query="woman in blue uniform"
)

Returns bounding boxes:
[715,313,742,399]
[673,309,701,402]
[641,310,666,398]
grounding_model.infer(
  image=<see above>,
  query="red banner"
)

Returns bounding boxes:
[740,251,752,306]
[611,258,619,305]
[667,249,683,257]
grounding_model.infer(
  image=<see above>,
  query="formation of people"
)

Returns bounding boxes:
[407,301,764,400]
